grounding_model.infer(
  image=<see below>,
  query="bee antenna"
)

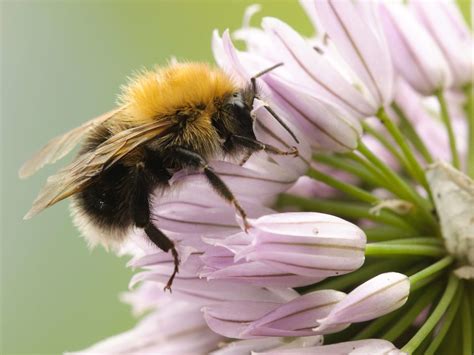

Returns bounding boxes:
[250,63,300,144]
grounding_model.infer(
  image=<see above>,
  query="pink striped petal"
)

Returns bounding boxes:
[212,336,323,355]
[203,301,282,339]
[314,272,410,332]
[255,339,406,355]
[262,17,374,117]
[412,0,474,87]
[312,0,394,106]
[67,303,223,355]
[246,290,348,337]
[204,260,321,288]
[170,159,297,207]
[237,212,366,278]
[252,99,311,177]
[379,2,452,95]
[263,75,362,152]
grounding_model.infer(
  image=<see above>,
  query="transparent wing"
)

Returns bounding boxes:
[24,120,173,219]
[19,107,125,179]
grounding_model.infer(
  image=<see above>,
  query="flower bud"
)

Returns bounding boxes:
[379,2,452,95]
[314,272,410,332]
[238,212,366,278]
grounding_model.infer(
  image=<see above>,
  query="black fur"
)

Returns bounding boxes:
[73,86,290,289]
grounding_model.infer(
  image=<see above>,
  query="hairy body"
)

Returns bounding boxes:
[21,62,298,289]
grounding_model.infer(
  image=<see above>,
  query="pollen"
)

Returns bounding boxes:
[118,62,237,124]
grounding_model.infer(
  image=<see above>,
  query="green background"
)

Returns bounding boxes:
[1,1,310,354]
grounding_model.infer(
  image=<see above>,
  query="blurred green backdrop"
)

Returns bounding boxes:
[1,1,310,354]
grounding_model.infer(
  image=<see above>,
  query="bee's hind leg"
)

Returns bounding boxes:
[143,223,179,292]
[132,164,179,292]
[174,147,251,232]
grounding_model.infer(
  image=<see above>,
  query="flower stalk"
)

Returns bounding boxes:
[402,274,461,353]
[313,153,380,187]
[424,283,464,355]
[436,89,461,169]
[376,107,430,193]
[391,102,434,164]
[465,83,474,177]
[461,290,473,355]
[365,243,446,258]
[408,256,454,291]
[382,281,443,342]
[307,167,379,204]
[278,194,417,233]
[357,141,438,233]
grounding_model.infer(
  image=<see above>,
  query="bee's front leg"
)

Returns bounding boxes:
[174,147,251,232]
[230,135,299,157]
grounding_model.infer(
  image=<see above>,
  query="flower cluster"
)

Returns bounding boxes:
[71,1,474,354]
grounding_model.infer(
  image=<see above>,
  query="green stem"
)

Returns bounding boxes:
[425,284,464,355]
[409,256,454,291]
[461,290,473,355]
[365,243,446,258]
[313,153,380,187]
[381,237,443,246]
[361,120,414,177]
[363,226,416,242]
[346,151,402,195]
[308,168,379,204]
[308,155,428,232]
[436,89,461,169]
[438,303,463,355]
[277,194,417,233]
[464,84,474,177]
[376,107,430,192]
[382,281,444,342]
[402,274,461,353]
[352,307,404,340]
[357,141,438,233]
[392,102,434,164]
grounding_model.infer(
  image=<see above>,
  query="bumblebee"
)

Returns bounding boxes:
[20,62,298,290]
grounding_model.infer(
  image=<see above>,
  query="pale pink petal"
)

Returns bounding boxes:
[379,2,452,94]
[212,336,323,355]
[237,212,366,278]
[246,290,348,337]
[203,258,321,288]
[412,0,474,86]
[255,339,406,355]
[203,301,282,339]
[261,17,375,117]
[170,159,297,209]
[314,272,410,332]
[264,75,362,152]
[312,0,394,106]
[252,99,311,177]
[66,303,223,355]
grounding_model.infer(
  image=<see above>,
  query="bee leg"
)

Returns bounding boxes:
[143,223,179,292]
[174,147,251,231]
[231,135,299,157]
[132,165,179,292]
[238,150,253,166]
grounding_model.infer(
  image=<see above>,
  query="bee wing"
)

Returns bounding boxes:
[24,120,173,219]
[19,107,125,179]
